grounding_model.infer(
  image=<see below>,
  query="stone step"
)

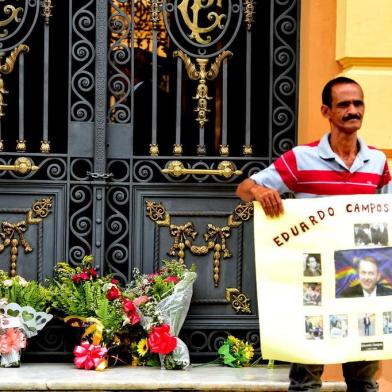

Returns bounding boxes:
[0,363,346,391]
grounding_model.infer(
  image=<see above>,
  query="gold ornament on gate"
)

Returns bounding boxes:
[0,197,53,276]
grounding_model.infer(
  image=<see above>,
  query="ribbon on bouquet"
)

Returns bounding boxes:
[0,328,26,354]
[73,340,108,371]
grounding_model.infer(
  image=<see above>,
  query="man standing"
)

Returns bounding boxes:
[236,77,391,391]
[364,314,371,336]
[340,256,392,298]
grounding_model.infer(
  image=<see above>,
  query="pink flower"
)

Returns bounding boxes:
[133,295,149,306]
[147,273,158,282]
[123,299,140,325]
[165,276,179,284]
[106,286,119,301]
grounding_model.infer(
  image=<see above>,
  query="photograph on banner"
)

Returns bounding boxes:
[254,194,392,364]
[335,247,392,298]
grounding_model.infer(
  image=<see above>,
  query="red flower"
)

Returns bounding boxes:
[147,324,177,355]
[72,274,81,284]
[73,341,107,370]
[164,276,179,284]
[89,267,97,278]
[123,299,140,325]
[106,286,119,301]
[79,272,89,281]
[111,278,119,285]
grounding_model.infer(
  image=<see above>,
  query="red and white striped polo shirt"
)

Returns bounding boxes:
[250,133,391,198]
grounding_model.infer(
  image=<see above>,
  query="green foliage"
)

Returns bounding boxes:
[49,255,124,344]
[148,275,173,301]
[217,335,255,368]
[0,272,51,312]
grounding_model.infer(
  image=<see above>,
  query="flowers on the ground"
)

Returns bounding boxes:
[124,259,197,369]
[49,255,125,347]
[218,335,255,368]
[0,270,51,312]
[49,256,197,370]
[0,271,53,367]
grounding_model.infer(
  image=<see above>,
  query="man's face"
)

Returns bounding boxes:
[321,83,365,134]
[308,257,318,271]
[358,260,380,294]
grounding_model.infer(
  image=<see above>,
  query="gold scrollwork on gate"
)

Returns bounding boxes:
[178,0,225,44]
[145,200,253,287]
[228,202,254,227]
[0,1,23,38]
[0,197,53,277]
[0,44,29,117]
[174,50,232,127]
[145,200,170,226]
[225,287,251,314]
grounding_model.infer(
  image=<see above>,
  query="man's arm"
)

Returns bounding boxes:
[236,178,284,217]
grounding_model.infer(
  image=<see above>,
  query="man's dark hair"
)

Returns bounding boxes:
[322,77,360,107]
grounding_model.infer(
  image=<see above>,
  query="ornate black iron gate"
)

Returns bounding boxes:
[0,0,299,360]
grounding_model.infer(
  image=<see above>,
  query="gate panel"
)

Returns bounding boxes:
[0,0,300,360]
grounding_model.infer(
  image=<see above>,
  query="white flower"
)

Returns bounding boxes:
[18,277,28,287]
[2,279,13,287]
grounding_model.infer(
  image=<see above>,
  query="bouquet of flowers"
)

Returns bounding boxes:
[217,335,254,368]
[50,256,196,371]
[0,271,53,367]
[124,260,197,369]
[49,255,127,370]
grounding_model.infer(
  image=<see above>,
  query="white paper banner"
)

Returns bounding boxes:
[254,194,392,364]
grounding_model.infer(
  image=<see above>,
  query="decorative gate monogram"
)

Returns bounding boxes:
[178,0,225,44]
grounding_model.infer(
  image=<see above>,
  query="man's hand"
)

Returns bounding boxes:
[236,178,284,217]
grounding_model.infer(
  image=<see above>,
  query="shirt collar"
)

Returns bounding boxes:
[363,287,377,297]
[318,132,371,163]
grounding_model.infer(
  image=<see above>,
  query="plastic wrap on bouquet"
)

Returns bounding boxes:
[155,271,197,369]
[0,303,52,367]
[0,303,53,338]
[1,348,22,367]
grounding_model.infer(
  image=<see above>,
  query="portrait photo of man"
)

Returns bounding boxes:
[335,251,392,298]
[303,253,322,277]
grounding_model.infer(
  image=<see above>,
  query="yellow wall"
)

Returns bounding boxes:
[336,0,392,149]
[299,0,392,150]
[299,0,392,387]
[298,0,341,144]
